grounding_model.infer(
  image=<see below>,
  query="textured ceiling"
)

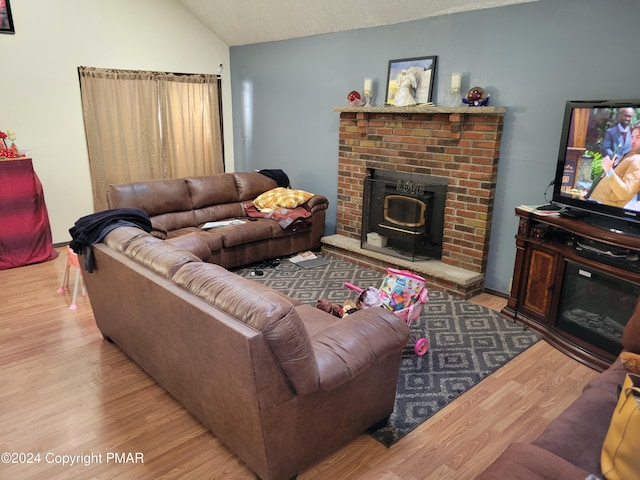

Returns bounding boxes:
[178,0,539,46]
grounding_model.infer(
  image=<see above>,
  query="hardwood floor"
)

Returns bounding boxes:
[0,248,600,479]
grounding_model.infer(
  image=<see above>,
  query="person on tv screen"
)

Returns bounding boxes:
[600,107,635,164]
[590,124,640,208]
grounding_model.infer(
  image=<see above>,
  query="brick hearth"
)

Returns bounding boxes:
[323,105,506,298]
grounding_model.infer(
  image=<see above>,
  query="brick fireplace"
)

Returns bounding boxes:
[322,105,506,298]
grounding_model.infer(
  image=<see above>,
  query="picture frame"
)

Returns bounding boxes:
[0,0,14,34]
[385,56,437,106]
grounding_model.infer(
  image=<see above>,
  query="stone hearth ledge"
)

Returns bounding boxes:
[321,234,483,287]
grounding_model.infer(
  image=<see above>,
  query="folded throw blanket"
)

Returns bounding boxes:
[243,202,312,230]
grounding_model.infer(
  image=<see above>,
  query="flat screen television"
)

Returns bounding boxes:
[551,99,640,236]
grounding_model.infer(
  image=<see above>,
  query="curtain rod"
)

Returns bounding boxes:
[78,66,222,78]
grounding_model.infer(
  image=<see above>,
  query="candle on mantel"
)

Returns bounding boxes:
[364,78,372,95]
[451,72,462,94]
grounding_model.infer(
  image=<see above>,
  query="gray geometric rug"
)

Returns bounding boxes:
[233,254,540,447]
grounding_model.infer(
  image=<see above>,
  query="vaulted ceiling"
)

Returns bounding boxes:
[178,0,539,46]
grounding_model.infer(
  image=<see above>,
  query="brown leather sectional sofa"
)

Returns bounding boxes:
[475,305,640,479]
[81,226,410,480]
[107,171,328,268]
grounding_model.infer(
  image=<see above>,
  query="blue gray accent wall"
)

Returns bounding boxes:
[230,0,640,293]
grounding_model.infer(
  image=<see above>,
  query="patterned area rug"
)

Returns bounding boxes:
[234,254,540,446]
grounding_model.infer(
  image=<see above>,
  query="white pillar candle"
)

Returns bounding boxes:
[451,73,462,93]
[364,78,372,94]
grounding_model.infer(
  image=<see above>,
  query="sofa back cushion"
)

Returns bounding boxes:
[107,179,197,231]
[186,174,240,208]
[108,179,192,215]
[233,172,278,202]
[173,262,320,394]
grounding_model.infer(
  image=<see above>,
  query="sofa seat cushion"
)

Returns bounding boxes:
[167,227,224,253]
[475,443,590,480]
[216,220,278,248]
[168,219,288,251]
[172,262,320,395]
[192,204,246,226]
[151,210,197,232]
[532,386,618,475]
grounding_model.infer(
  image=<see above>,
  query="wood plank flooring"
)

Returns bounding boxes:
[0,248,600,479]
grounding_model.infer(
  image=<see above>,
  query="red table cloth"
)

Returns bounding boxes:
[0,158,58,269]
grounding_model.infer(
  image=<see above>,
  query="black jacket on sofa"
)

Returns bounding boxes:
[69,208,151,272]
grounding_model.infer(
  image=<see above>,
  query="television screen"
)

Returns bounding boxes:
[552,100,640,233]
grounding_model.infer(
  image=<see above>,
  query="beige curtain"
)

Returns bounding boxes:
[78,67,223,211]
[160,74,223,179]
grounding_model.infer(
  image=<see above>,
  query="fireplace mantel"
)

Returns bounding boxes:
[334,105,506,115]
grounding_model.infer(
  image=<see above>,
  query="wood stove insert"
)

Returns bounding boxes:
[361,168,447,261]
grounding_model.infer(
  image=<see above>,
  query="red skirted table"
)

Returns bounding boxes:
[0,158,58,269]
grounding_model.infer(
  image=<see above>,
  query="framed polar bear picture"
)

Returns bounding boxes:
[385,56,437,106]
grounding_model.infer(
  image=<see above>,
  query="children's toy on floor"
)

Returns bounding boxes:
[344,268,430,356]
[316,286,382,318]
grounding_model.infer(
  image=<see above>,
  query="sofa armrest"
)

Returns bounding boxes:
[165,233,211,262]
[474,443,590,480]
[150,219,168,239]
[532,386,616,475]
[305,194,329,214]
[623,298,640,352]
[311,307,409,391]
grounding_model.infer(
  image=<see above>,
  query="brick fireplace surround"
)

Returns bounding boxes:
[321,105,506,299]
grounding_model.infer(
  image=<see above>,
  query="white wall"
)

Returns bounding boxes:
[1,0,233,243]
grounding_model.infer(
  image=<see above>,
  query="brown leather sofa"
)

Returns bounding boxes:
[81,226,410,480]
[107,171,328,268]
[475,304,640,479]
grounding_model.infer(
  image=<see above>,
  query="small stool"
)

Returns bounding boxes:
[57,245,86,310]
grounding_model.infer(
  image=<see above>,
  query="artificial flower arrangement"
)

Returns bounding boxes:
[0,129,22,158]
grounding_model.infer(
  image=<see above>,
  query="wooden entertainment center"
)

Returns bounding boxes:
[503,206,640,371]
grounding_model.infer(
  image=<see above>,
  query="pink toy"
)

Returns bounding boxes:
[344,268,429,356]
[57,245,86,310]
